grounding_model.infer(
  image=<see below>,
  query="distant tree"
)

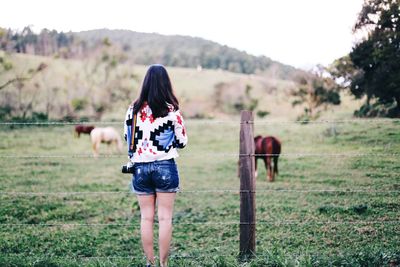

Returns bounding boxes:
[1,27,299,76]
[291,66,341,121]
[0,53,47,119]
[328,55,358,90]
[0,52,47,91]
[349,0,400,116]
[213,82,263,115]
[80,38,132,119]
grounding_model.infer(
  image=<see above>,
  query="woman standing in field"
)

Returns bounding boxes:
[124,64,188,267]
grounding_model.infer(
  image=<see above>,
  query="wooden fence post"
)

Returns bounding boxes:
[239,110,256,257]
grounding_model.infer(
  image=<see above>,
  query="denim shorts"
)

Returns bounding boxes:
[131,158,180,195]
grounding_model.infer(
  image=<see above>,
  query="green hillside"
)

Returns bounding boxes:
[74,29,300,77]
[0,26,303,77]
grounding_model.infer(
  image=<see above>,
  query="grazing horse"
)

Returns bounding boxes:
[254,135,281,182]
[90,127,123,157]
[74,125,95,138]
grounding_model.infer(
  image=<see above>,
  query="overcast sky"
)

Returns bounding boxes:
[1,0,364,69]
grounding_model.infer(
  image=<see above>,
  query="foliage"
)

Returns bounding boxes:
[354,101,399,118]
[0,42,137,121]
[71,98,88,112]
[0,52,48,120]
[0,26,75,57]
[233,84,259,112]
[343,0,400,117]
[0,52,302,121]
[80,38,134,119]
[213,82,264,115]
[76,30,299,75]
[328,55,359,89]
[0,27,300,76]
[291,66,341,121]
[256,110,270,118]
[0,53,13,73]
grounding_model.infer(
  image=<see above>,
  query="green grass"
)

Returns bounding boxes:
[0,119,399,266]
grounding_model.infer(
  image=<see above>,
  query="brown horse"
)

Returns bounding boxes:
[254,135,281,182]
[74,125,95,138]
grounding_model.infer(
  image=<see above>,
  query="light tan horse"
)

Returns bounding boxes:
[90,127,123,157]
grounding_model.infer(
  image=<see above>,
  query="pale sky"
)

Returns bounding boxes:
[1,0,364,69]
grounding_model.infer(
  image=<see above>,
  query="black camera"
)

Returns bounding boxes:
[121,162,135,174]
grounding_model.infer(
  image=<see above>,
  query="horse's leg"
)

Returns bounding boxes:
[264,157,272,182]
[272,156,279,181]
[268,157,273,182]
[271,157,275,182]
[107,142,111,154]
[92,141,99,158]
[254,158,258,178]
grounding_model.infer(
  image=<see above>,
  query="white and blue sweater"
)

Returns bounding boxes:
[124,103,187,163]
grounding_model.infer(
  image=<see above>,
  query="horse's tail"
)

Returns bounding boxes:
[272,137,281,175]
[273,156,279,175]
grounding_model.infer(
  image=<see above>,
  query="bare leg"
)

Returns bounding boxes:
[92,142,99,158]
[156,192,176,267]
[271,158,275,181]
[137,195,156,265]
[255,158,258,178]
[264,157,272,182]
[268,158,273,181]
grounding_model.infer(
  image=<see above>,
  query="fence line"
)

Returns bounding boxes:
[3,250,398,261]
[1,189,399,196]
[0,254,245,261]
[0,152,399,159]
[0,253,236,260]
[1,118,399,125]
[1,220,399,228]
[0,251,368,260]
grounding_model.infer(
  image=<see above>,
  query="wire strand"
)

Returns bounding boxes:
[1,118,399,125]
[0,152,399,159]
[1,220,399,227]
[1,189,399,196]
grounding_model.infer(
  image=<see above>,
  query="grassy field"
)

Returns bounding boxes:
[2,53,299,121]
[0,116,399,266]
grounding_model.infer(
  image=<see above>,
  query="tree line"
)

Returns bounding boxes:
[291,0,400,119]
[1,0,398,120]
[0,27,297,76]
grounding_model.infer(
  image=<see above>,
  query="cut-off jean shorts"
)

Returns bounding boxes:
[131,158,180,195]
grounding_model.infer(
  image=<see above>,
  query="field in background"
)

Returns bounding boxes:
[3,53,307,120]
[0,117,399,266]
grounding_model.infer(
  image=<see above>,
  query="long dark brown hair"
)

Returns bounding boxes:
[132,64,179,118]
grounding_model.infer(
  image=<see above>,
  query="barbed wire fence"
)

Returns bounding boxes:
[0,116,399,262]
[0,118,399,125]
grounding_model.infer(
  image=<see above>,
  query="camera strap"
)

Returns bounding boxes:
[128,109,137,157]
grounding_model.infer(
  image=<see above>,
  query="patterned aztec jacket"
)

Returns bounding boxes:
[124,102,188,163]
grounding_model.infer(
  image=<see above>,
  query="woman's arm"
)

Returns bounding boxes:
[124,107,132,144]
[173,110,188,149]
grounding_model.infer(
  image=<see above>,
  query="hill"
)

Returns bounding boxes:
[73,29,299,77]
[0,26,302,78]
